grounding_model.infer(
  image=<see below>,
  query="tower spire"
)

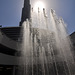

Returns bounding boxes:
[24,0,30,7]
[19,0,31,26]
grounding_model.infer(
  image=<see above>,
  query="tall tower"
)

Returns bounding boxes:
[19,0,31,26]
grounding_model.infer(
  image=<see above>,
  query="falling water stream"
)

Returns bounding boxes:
[18,8,75,75]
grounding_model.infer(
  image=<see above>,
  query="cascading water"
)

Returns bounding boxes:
[18,8,75,75]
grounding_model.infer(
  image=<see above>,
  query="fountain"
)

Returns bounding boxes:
[17,8,75,75]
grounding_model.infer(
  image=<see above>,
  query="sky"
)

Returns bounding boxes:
[0,0,75,34]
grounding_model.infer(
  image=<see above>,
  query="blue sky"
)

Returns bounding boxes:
[0,0,75,34]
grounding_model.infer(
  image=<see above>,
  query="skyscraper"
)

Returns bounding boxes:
[19,0,31,26]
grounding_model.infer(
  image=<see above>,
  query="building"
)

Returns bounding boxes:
[70,32,75,60]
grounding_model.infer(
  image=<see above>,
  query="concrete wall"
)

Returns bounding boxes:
[0,30,21,51]
[0,53,19,65]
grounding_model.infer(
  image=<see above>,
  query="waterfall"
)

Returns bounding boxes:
[18,8,75,75]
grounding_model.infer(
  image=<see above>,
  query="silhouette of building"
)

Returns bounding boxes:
[70,32,75,60]
[19,0,31,26]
